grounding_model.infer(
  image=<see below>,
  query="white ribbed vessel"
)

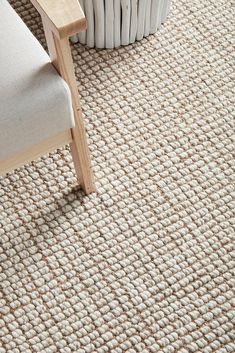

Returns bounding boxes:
[71,0,171,48]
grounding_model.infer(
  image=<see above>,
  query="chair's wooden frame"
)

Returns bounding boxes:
[0,0,95,194]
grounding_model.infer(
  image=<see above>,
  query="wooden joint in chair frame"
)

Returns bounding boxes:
[32,0,95,194]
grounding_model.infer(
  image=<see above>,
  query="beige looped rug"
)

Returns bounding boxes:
[1,0,234,352]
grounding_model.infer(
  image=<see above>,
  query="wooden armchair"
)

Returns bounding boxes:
[0,0,95,194]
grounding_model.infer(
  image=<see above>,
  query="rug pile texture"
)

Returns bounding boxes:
[1,0,234,352]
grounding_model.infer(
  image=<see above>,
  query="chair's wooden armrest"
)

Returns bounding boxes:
[30,0,87,39]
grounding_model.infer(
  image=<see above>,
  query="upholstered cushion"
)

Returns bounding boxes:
[0,0,75,160]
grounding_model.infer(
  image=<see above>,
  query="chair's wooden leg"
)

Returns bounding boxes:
[70,109,95,194]
[41,20,96,194]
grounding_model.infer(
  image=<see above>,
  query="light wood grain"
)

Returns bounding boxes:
[42,17,95,194]
[30,0,87,39]
[0,130,72,176]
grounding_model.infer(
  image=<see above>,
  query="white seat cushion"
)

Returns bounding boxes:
[0,0,75,160]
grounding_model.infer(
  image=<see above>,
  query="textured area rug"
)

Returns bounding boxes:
[1,1,234,352]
